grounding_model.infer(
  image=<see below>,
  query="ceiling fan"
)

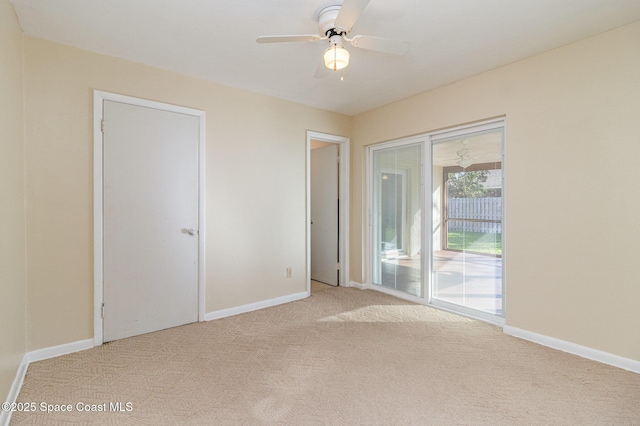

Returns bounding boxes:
[256,0,410,77]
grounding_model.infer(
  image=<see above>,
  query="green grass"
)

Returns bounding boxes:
[447,231,502,256]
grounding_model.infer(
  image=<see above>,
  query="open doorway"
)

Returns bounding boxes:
[310,141,339,286]
[306,131,350,294]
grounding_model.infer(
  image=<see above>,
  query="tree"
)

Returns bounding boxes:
[447,170,489,198]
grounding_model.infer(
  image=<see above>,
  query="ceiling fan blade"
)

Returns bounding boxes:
[334,0,371,32]
[350,35,410,55]
[256,35,324,43]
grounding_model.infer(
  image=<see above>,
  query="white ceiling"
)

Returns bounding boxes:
[11,0,640,116]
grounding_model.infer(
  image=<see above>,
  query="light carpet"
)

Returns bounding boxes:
[11,282,640,425]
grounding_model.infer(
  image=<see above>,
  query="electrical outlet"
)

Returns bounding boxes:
[286,267,292,278]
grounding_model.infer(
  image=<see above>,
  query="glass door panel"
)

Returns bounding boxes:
[431,129,504,317]
[372,143,423,297]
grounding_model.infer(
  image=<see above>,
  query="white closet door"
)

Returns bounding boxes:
[103,100,199,342]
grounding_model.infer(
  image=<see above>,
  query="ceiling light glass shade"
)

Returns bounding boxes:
[457,157,473,169]
[324,45,350,70]
[456,140,473,168]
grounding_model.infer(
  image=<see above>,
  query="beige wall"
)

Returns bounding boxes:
[22,37,351,351]
[0,0,27,399]
[351,21,640,361]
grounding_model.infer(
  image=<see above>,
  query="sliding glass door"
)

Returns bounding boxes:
[368,121,505,323]
[430,126,504,320]
[371,143,423,297]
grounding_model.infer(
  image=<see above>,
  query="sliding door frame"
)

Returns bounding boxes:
[366,118,506,325]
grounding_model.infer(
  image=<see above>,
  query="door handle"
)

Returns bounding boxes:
[187,228,197,236]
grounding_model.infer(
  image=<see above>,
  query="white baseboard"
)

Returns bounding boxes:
[1,338,95,426]
[204,292,308,321]
[348,281,369,290]
[0,357,28,426]
[503,326,640,374]
[25,338,94,364]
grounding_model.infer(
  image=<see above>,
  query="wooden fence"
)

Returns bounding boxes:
[447,197,502,233]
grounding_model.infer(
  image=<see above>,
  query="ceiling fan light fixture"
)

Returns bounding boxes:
[324,44,350,70]
[257,1,411,78]
[457,157,473,169]
[456,140,473,169]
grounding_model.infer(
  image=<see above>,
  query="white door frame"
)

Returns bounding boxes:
[306,131,350,294]
[93,90,206,346]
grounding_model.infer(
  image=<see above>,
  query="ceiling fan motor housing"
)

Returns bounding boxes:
[318,5,347,37]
